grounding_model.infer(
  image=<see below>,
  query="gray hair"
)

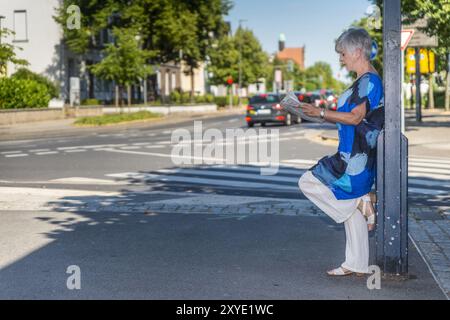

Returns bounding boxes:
[335,27,372,61]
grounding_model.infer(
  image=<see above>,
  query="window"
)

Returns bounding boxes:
[13,10,28,42]
[249,95,280,104]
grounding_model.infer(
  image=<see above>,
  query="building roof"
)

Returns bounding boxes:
[276,47,305,70]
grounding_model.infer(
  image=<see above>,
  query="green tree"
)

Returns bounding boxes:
[180,0,232,101]
[0,28,28,75]
[208,27,269,89]
[400,0,450,110]
[90,28,153,107]
[267,58,345,93]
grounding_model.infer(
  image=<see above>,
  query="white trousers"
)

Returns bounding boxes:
[298,171,369,273]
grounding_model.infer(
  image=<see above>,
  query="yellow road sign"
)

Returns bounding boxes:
[406,48,435,74]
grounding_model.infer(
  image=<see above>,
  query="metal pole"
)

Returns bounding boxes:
[376,0,408,276]
[415,47,422,122]
[238,19,246,108]
[401,50,405,133]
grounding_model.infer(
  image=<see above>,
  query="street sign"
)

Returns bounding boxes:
[401,29,415,51]
[406,48,435,74]
[403,19,438,48]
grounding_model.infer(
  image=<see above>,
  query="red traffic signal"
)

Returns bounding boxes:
[226,77,233,85]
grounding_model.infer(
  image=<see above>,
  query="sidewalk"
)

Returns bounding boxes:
[0,186,446,299]
[317,108,450,299]
[0,106,246,142]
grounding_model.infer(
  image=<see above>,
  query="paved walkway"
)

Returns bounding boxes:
[0,187,446,299]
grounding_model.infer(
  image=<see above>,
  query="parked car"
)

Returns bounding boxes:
[245,93,300,127]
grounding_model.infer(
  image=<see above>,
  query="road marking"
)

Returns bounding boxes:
[36,151,59,155]
[29,149,50,152]
[282,159,318,165]
[1,151,22,154]
[106,172,297,190]
[65,149,86,153]
[152,168,301,183]
[409,161,450,170]
[49,177,127,185]
[132,142,151,146]
[410,157,450,165]
[409,178,450,189]
[4,153,28,158]
[120,146,142,150]
[409,167,450,175]
[408,172,450,181]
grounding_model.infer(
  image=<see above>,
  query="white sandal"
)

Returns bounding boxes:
[327,267,364,277]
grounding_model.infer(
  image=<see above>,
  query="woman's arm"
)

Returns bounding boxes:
[301,102,367,126]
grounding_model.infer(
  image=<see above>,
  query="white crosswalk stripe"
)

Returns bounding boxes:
[104,156,449,197]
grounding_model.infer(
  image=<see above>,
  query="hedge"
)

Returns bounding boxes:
[11,68,59,98]
[0,78,51,109]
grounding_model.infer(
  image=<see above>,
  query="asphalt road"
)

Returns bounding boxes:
[0,113,448,299]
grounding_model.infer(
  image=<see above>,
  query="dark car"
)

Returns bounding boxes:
[245,94,300,127]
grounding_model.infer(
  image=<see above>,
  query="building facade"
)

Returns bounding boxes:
[0,0,207,104]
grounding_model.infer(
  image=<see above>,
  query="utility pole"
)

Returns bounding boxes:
[376,0,409,277]
[238,19,247,108]
[415,48,422,122]
[0,15,5,44]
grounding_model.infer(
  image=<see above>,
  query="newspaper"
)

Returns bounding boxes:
[280,91,325,123]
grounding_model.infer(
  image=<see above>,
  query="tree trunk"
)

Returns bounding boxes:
[190,67,195,103]
[428,73,434,109]
[445,70,450,111]
[127,85,131,111]
[119,85,124,113]
[115,85,119,108]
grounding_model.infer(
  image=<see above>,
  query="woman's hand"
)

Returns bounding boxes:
[300,103,321,118]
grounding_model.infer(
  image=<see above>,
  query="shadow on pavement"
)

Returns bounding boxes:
[0,164,446,300]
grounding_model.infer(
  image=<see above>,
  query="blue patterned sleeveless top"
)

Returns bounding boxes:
[310,72,384,200]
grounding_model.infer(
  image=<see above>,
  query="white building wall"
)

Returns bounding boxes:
[0,0,63,82]
[180,62,205,95]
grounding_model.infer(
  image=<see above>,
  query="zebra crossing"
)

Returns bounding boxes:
[105,156,450,199]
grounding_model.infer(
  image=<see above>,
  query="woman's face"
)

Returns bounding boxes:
[339,50,355,72]
[339,48,362,72]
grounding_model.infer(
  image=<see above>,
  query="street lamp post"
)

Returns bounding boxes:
[376,0,409,277]
[0,15,5,44]
[238,19,247,108]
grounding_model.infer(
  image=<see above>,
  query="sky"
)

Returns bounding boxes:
[226,0,373,82]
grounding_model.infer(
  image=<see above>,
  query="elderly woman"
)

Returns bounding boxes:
[298,27,384,276]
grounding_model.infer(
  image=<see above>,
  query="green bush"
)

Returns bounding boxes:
[0,78,51,109]
[170,90,181,104]
[11,68,59,98]
[205,94,214,103]
[434,90,446,108]
[214,96,228,108]
[181,92,191,104]
[213,96,247,108]
[195,95,205,103]
[81,98,101,105]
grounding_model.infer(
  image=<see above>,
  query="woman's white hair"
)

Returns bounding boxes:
[335,27,372,61]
